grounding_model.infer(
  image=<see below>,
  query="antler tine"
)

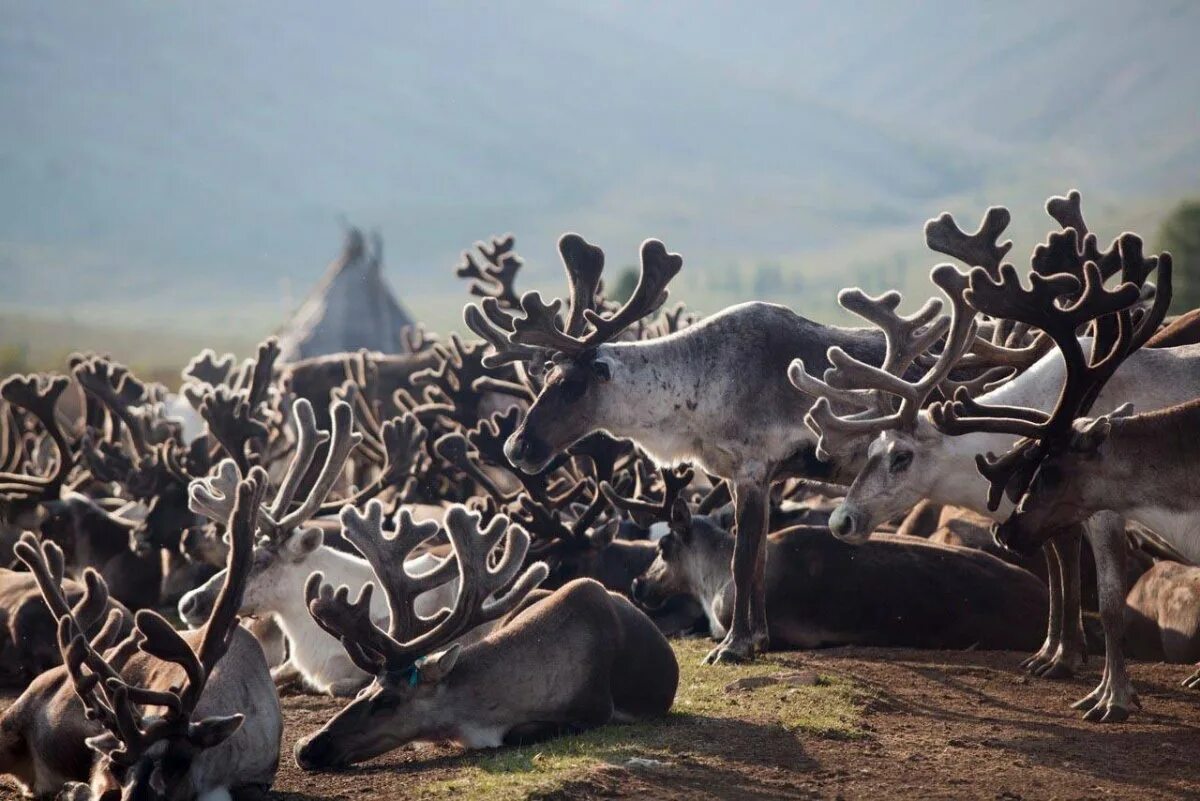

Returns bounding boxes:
[198,385,269,471]
[195,469,265,675]
[925,206,1013,276]
[246,338,281,411]
[580,239,682,347]
[274,400,363,532]
[1046,189,1087,236]
[510,292,590,354]
[73,358,148,456]
[183,348,237,388]
[828,267,978,422]
[1126,246,1172,352]
[16,534,137,738]
[558,233,605,337]
[599,464,694,527]
[129,472,265,728]
[267,398,329,521]
[795,266,979,456]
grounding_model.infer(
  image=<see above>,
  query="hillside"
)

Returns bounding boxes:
[2,0,1198,355]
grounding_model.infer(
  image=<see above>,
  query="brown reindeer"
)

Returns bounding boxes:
[929,238,1173,720]
[632,502,1048,651]
[293,501,678,769]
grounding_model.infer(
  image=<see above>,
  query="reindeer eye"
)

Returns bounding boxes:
[561,373,588,403]
[889,451,913,473]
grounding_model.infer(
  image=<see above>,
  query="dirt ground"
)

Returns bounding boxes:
[4,642,1199,801]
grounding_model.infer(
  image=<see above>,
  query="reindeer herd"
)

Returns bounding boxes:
[1,190,1198,799]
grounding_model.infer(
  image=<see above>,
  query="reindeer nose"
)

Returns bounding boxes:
[828,507,859,540]
[295,733,341,772]
[504,433,530,465]
[631,578,644,601]
[178,593,203,625]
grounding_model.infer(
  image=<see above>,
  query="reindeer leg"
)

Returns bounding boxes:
[1074,512,1137,722]
[1032,527,1085,678]
[1022,540,1063,674]
[704,478,769,665]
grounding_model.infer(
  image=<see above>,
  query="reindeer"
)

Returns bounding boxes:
[2,471,281,800]
[466,234,910,663]
[0,568,132,688]
[919,234,1176,720]
[178,399,465,697]
[793,199,1196,720]
[1125,561,1200,670]
[632,500,1047,651]
[293,501,678,770]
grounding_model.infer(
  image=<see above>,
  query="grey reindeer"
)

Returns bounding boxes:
[466,234,906,663]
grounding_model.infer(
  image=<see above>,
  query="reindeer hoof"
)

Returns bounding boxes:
[703,633,765,665]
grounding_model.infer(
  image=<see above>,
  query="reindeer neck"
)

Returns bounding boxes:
[595,338,717,466]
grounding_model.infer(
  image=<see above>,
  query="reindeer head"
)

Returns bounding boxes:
[790,258,982,543]
[631,498,730,611]
[465,234,682,474]
[294,502,546,770]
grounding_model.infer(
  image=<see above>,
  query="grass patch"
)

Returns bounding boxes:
[417,639,866,801]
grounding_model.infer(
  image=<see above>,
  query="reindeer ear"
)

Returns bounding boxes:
[588,519,619,549]
[187,713,245,749]
[419,644,462,682]
[1070,416,1113,454]
[285,526,323,559]
[668,497,692,541]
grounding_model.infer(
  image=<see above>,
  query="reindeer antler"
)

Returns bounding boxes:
[0,374,74,501]
[307,502,548,673]
[789,265,977,459]
[929,238,1170,510]
[925,206,1012,277]
[468,236,683,365]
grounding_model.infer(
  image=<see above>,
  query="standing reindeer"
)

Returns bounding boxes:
[294,502,678,769]
[467,234,902,663]
[3,471,281,800]
[793,200,1197,720]
[932,249,1190,716]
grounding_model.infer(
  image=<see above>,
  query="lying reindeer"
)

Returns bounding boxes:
[294,501,678,770]
[179,399,463,697]
[1124,561,1200,669]
[0,567,132,689]
[2,471,281,800]
[632,500,1048,651]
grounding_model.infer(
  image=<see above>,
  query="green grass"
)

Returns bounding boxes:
[417,639,866,801]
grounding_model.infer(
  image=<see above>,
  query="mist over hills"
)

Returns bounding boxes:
[2,0,1198,360]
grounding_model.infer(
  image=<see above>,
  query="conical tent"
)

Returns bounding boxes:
[276,228,414,362]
